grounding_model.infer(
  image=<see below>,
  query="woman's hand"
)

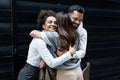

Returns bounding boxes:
[30,30,41,38]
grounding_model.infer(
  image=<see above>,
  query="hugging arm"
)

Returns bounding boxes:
[30,30,42,38]
[34,39,75,68]
[73,28,87,59]
[30,30,86,59]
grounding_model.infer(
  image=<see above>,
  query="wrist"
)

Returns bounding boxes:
[69,51,73,57]
[71,54,73,57]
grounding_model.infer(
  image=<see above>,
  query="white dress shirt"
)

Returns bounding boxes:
[73,25,87,59]
[26,38,72,68]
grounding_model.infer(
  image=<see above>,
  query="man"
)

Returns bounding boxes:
[68,4,87,70]
[68,5,90,80]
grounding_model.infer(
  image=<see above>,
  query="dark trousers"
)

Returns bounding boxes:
[17,63,40,80]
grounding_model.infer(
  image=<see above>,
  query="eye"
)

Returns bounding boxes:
[48,21,52,24]
[73,17,77,21]
[54,21,57,25]
[73,17,82,22]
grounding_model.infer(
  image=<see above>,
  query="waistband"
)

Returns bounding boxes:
[25,63,39,69]
[57,66,80,71]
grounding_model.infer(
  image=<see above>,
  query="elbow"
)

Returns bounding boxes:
[81,55,85,58]
[81,52,86,58]
[48,64,56,68]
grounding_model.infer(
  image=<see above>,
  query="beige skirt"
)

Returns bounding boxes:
[56,66,84,80]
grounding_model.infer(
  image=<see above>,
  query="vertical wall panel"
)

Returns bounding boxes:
[0,0,13,80]
[82,1,120,80]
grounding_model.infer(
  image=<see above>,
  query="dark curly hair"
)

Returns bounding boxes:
[37,9,56,30]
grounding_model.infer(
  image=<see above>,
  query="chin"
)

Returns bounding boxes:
[73,25,78,29]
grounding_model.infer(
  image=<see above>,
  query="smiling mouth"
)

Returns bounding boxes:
[74,24,78,26]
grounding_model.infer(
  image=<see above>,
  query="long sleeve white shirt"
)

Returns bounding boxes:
[73,26,87,59]
[26,38,72,68]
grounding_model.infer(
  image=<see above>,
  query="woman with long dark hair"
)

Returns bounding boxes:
[30,12,84,80]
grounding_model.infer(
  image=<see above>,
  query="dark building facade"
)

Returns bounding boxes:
[0,0,120,80]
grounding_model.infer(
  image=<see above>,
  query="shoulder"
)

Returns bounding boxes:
[29,38,48,50]
[42,31,59,39]
[82,27,87,34]
[45,31,58,36]
[32,38,43,41]
[32,38,46,45]
[77,27,87,35]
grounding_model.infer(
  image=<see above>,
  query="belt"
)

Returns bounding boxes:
[25,63,39,69]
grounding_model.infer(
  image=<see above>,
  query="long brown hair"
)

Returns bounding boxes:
[56,12,79,51]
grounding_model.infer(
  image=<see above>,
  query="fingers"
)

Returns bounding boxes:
[39,60,46,68]
[69,44,76,54]
[69,44,76,49]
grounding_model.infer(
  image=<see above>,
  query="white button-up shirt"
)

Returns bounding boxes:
[26,38,72,68]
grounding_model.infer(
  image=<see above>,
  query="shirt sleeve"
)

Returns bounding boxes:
[34,38,72,68]
[40,32,59,51]
[40,32,53,46]
[73,27,87,59]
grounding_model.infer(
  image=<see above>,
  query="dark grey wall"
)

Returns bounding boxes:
[0,0,13,80]
[0,0,120,80]
[83,1,120,80]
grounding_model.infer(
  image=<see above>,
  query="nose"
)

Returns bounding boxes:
[52,22,57,27]
[75,20,80,24]
[51,22,54,26]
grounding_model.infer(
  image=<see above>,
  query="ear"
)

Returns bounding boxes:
[42,24,45,30]
[80,22,83,27]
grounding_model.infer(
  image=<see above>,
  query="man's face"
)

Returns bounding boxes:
[43,16,57,31]
[69,11,84,29]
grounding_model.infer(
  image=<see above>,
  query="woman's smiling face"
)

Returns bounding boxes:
[43,16,57,31]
